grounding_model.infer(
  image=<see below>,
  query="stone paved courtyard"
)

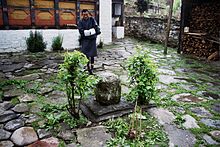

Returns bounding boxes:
[0,38,220,146]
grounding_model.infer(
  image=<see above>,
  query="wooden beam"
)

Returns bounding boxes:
[54,0,59,28]
[178,0,184,54]
[2,0,9,28]
[30,0,35,27]
[164,0,174,55]
[95,0,99,25]
[76,0,80,25]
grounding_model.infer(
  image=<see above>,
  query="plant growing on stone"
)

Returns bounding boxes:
[26,31,47,52]
[52,34,64,51]
[126,45,158,105]
[58,51,99,119]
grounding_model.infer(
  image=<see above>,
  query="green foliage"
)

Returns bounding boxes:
[26,31,47,53]
[173,0,181,13]
[52,35,64,51]
[59,51,99,118]
[174,114,186,128]
[126,45,158,105]
[105,113,168,146]
[39,103,87,131]
[135,0,149,15]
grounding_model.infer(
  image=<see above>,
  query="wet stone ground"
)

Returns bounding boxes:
[0,38,220,146]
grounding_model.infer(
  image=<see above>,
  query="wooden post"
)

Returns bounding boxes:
[54,0,59,28]
[76,0,80,25]
[178,0,184,54]
[30,0,35,27]
[2,0,9,28]
[164,0,174,55]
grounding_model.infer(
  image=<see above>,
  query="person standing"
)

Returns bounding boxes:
[78,9,101,74]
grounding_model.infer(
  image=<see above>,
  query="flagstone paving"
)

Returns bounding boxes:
[0,38,220,146]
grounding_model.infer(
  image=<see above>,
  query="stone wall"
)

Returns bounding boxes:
[125,17,180,47]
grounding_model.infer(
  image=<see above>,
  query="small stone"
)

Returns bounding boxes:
[202,92,220,99]
[172,93,206,103]
[0,129,11,141]
[0,101,14,111]
[67,143,78,147]
[182,115,200,129]
[200,119,220,129]
[0,141,14,147]
[37,129,52,139]
[3,89,24,99]
[4,119,25,131]
[159,75,185,85]
[41,137,59,146]
[14,73,41,81]
[12,103,29,113]
[18,94,37,103]
[164,124,196,147]
[25,114,40,124]
[76,126,111,147]
[190,107,212,118]
[210,131,220,140]
[212,103,220,114]
[158,68,176,75]
[58,130,76,141]
[38,87,53,95]
[45,90,67,104]
[11,127,38,146]
[203,134,219,145]
[0,110,19,123]
[148,108,175,125]
[172,107,185,114]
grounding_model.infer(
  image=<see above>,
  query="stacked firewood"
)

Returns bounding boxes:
[182,1,220,59]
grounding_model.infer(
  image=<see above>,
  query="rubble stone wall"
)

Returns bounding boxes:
[125,17,180,47]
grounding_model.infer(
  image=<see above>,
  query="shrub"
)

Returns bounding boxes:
[58,51,99,119]
[26,31,47,52]
[52,35,64,51]
[126,45,158,105]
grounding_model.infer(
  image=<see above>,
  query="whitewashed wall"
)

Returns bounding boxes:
[0,0,112,53]
[99,0,112,44]
[0,29,81,53]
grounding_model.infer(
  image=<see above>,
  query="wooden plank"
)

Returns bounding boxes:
[35,9,55,26]
[80,3,95,10]
[7,0,29,7]
[0,9,3,26]
[59,2,76,9]
[59,10,76,26]
[35,0,54,8]
[80,3,95,17]
[8,8,31,26]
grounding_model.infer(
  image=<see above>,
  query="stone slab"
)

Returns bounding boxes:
[80,97,154,122]
[76,126,111,147]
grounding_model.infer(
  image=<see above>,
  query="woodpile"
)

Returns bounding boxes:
[182,1,220,60]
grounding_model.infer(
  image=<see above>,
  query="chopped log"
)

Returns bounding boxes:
[182,1,220,59]
[208,51,219,61]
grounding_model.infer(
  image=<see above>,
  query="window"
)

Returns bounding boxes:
[113,3,122,16]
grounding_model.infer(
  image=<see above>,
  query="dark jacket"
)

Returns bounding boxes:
[78,17,99,40]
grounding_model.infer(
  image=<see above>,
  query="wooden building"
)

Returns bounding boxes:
[0,0,98,29]
[0,0,125,52]
[179,0,220,60]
